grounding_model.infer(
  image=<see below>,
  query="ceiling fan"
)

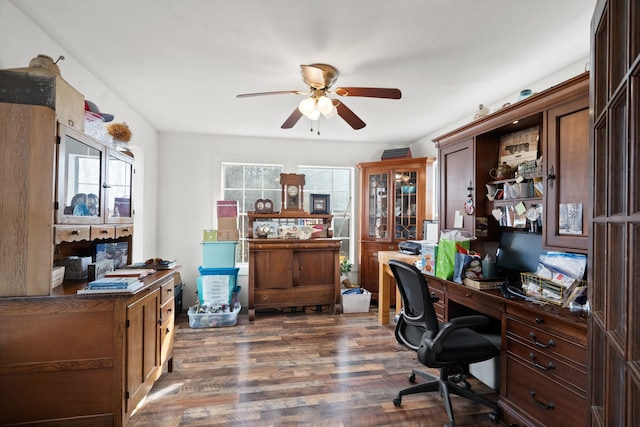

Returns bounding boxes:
[236,63,401,130]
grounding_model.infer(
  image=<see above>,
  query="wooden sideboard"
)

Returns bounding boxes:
[248,238,341,320]
[0,269,178,426]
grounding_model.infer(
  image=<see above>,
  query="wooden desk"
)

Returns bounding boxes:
[377,251,421,324]
[378,252,589,426]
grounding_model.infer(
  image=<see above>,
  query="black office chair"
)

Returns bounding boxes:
[388,259,500,427]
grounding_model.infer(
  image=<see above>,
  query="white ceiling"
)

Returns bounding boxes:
[13,0,595,144]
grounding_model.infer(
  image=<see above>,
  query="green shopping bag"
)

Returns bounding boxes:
[435,230,471,280]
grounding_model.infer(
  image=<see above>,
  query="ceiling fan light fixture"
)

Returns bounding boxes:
[316,96,333,114]
[322,104,338,119]
[307,108,321,121]
[298,97,317,118]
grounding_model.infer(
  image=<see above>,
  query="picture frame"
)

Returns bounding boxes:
[311,194,330,214]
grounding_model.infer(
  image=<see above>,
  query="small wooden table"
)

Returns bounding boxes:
[377,251,421,324]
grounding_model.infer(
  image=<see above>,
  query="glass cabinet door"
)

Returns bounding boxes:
[394,169,419,239]
[366,171,389,239]
[56,127,104,225]
[105,150,133,223]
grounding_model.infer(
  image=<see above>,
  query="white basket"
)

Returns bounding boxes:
[341,290,371,313]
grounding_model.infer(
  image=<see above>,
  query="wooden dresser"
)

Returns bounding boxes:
[248,238,341,320]
[0,269,178,426]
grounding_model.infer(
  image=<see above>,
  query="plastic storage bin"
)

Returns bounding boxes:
[341,289,372,313]
[201,241,237,268]
[188,303,241,328]
[197,267,239,306]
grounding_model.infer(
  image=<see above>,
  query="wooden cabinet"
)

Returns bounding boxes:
[589,1,640,425]
[248,238,341,320]
[357,157,435,300]
[0,270,177,426]
[501,304,587,427]
[544,97,590,252]
[0,103,56,297]
[434,73,589,254]
[56,124,134,226]
[126,287,161,413]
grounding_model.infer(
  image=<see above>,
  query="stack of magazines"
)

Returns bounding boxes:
[77,276,144,294]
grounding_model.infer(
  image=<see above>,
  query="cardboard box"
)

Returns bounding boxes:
[216,229,240,241]
[63,256,92,280]
[203,229,217,241]
[421,244,438,276]
[216,200,238,218]
[218,217,238,230]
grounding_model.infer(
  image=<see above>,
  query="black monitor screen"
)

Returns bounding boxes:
[495,231,542,279]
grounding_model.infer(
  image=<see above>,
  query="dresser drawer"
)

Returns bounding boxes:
[160,278,176,306]
[507,335,587,394]
[507,316,587,367]
[505,356,586,427]
[160,296,175,323]
[91,225,115,240]
[115,224,133,238]
[54,225,90,244]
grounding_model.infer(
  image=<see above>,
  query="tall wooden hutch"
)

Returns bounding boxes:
[434,72,590,426]
[357,157,435,301]
[0,70,175,425]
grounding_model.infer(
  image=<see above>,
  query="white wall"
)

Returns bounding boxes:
[157,132,412,308]
[0,1,159,262]
[3,0,589,313]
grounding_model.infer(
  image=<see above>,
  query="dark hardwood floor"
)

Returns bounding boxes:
[129,307,500,427]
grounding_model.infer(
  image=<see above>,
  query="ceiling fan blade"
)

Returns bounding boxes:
[237,90,305,98]
[333,100,366,130]
[333,87,402,99]
[281,108,303,129]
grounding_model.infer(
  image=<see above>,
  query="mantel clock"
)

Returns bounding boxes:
[280,173,305,212]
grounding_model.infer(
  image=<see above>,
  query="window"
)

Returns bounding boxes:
[298,166,354,260]
[222,163,283,263]
[221,164,354,265]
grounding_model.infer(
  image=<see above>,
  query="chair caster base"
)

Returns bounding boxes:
[393,395,402,407]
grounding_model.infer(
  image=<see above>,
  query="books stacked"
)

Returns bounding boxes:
[77,277,144,294]
[105,268,156,279]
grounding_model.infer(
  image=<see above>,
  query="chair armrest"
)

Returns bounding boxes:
[427,315,491,354]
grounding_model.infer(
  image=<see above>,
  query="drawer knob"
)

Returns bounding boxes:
[529,390,555,410]
[71,230,79,235]
[465,292,472,298]
[535,317,543,324]
[102,229,108,234]
[529,353,555,370]
[529,332,555,348]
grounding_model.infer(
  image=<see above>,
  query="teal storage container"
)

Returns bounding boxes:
[197,267,239,306]
[201,241,237,268]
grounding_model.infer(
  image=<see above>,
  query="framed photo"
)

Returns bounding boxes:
[499,126,539,167]
[311,194,330,214]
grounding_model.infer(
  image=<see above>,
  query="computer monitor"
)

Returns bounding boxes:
[495,231,542,281]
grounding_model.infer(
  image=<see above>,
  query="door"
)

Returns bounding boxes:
[544,97,590,251]
[439,139,474,236]
[589,1,639,425]
[126,290,160,413]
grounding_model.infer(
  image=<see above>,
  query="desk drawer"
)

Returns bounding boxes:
[505,356,586,427]
[507,316,587,367]
[446,282,502,319]
[507,334,587,394]
[507,304,587,347]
